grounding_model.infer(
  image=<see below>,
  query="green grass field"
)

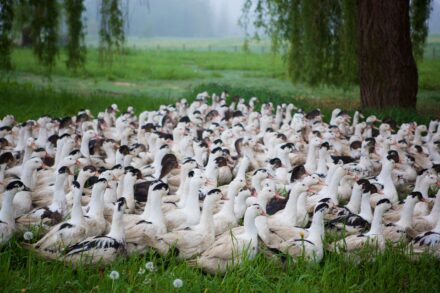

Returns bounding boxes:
[1,38,440,292]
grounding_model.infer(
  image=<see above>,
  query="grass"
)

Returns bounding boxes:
[2,231,440,292]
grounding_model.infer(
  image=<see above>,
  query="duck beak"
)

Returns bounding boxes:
[23,185,31,192]
[260,210,268,216]
[436,181,440,187]
[274,192,283,200]
[221,193,228,200]
[267,174,273,179]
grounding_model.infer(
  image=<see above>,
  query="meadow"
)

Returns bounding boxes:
[0,38,440,292]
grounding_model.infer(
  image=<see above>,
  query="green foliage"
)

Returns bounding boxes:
[411,0,433,60]
[243,0,432,87]
[243,0,358,87]
[64,0,86,71]
[99,0,125,67]
[30,0,59,71]
[0,0,14,70]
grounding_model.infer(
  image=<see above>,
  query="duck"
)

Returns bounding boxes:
[62,197,127,265]
[192,204,265,274]
[154,189,223,258]
[412,189,440,233]
[382,192,424,243]
[260,202,329,263]
[266,182,309,230]
[328,182,375,235]
[234,187,252,219]
[304,137,322,174]
[164,172,206,230]
[213,178,246,235]
[329,199,392,253]
[16,166,71,231]
[410,207,440,258]
[13,157,44,217]
[32,181,88,255]
[83,178,109,237]
[125,181,169,254]
[0,181,29,244]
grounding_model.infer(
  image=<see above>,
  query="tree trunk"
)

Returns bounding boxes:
[358,0,418,109]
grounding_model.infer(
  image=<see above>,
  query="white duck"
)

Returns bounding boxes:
[33,181,88,255]
[62,197,127,265]
[154,189,223,258]
[0,181,29,244]
[193,204,266,274]
[213,178,246,235]
[330,199,392,253]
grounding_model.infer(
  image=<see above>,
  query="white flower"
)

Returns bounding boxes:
[145,261,155,271]
[143,278,151,285]
[138,268,146,275]
[23,231,33,241]
[173,279,183,288]
[109,270,120,280]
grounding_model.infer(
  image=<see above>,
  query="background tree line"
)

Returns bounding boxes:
[0,0,125,73]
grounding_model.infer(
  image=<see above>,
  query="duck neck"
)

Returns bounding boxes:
[0,164,6,184]
[282,188,299,225]
[252,177,263,193]
[427,191,440,223]
[307,211,324,245]
[80,137,91,158]
[0,190,15,224]
[359,193,373,222]
[108,212,125,241]
[316,149,328,175]
[256,193,270,212]
[220,187,238,217]
[88,186,105,218]
[104,181,118,203]
[236,158,249,180]
[244,213,258,238]
[51,174,67,209]
[345,184,362,214]
[70,191,84,224]
[21,162,36,188]
[367,207,385,235]
[177,176,191,208]
[103,145,115,163]
[417,178,432,198]
[305,144,318,171]
[199,200,215,233]
[396,199,416,228]
[184,182,202,218]
[205,163,218,183]
[123,176,136,211]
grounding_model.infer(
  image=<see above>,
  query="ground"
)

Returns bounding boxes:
[0,37,440,292]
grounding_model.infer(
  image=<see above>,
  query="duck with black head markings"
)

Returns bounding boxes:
[0,181,30,244]
[62,197,127,265]
[329,198,392,254]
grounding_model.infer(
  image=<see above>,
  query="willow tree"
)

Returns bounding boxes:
[30,0,59,71]
[243,0,432,109]
[65,0,86,71]
[99,0,125,66]
[0,0,14,70]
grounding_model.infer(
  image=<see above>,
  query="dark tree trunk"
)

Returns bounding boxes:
[358,0,418,109]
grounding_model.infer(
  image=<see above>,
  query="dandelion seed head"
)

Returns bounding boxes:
[109,270,120,280]
[145,261,155,271]
[173,278,183,288]
[23,231,33,241]
[138,268,146,275]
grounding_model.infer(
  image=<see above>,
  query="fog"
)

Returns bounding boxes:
[84,0,440,39]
